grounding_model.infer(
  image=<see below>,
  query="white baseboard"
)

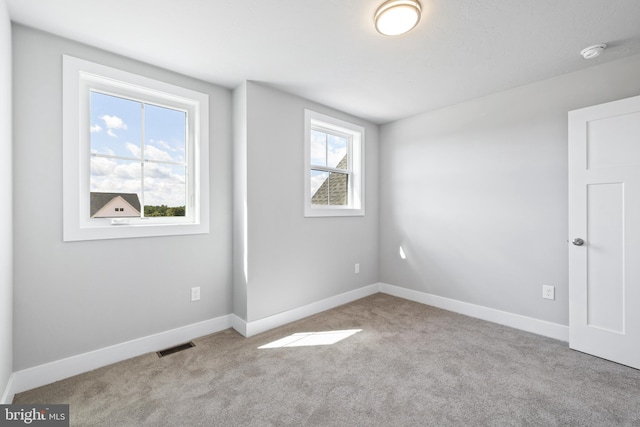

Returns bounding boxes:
[379,283,569,342]
[230,314,247,337]
[1,373,15,404]
[10,282,569,396]
[12,314,234,395]
[235,284,380,337]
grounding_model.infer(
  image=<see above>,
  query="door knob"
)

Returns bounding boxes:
[572,238,585,246]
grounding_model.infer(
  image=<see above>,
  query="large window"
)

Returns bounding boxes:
[63,55,209,241]
[304,110,364,217]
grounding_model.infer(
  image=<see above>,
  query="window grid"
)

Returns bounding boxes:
[89,91,189,219]
[310,126,352,207]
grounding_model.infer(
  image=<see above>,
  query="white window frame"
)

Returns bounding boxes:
[304,109,365,217]
[63,55,209,241]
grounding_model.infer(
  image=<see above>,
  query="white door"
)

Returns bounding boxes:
[568,95,640,369]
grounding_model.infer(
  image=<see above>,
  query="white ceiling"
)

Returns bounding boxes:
[7,0,640,124]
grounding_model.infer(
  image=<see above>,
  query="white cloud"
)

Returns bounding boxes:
[144,145,175,162]
[148,140,185,163]
[125,142,179,163]
[145,163,174,180]
[91,177,140,197]
[90,156,115,177]
[90,157,140,196]
[144,163,186,206]
[114,162,141,180]
[90,157,186,207]
[100,115,128,138]
[90,124,102,133]
[150,139,179,152]
[101,115,127,130]
[126,142,141,158]
[91,156,141,179]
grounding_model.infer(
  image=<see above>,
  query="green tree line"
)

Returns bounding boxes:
[144,205,186,217]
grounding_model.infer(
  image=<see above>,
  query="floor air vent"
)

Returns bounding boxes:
[157,342,195,358]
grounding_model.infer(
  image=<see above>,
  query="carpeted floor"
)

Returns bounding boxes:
[13,294,640,426]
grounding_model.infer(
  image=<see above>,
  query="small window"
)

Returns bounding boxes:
[63,55,209,241]
[304,110,364,217]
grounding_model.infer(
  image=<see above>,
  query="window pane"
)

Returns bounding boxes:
[327,134,347,170]
[310,130,327,167]
[90,157,142,194]
[90,91,142,158]
[143,163,186,216]
[144,103,187,163]
[310,170,329,205]
[329,172,348,206]
[89,157,142,218]
[311,170,348,206]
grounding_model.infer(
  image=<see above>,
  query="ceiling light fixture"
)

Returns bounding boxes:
[375,0,422,36]
[580,44,607,59]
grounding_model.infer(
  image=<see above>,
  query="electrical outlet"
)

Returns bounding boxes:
[191,287,201,302]
[355,263,360,274]
[542,285,555,300]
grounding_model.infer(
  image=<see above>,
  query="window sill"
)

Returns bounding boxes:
[64,222,209,242]
[304,206,365,218]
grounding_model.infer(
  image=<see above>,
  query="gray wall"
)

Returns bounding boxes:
[12,25,233,370]
[0,0,12,400]
[379,54,640,326]
[241,82,379,322]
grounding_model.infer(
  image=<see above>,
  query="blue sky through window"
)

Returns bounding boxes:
[89,91,187,208]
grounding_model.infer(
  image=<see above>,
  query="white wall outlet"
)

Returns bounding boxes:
[355,263,360,274]
[542,285,555,300]
[191,287,201,302]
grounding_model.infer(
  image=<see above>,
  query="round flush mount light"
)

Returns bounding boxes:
[580,43,607,59]
[375,0,422,36]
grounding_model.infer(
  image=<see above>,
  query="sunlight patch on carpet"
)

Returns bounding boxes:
[258,329,362,349]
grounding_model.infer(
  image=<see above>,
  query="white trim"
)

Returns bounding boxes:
[1,373,15,404]
[12,315,233,394]
[238,284,380,337]
[379,283,569,342]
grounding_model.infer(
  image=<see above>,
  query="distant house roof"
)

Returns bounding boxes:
[90,192,141,217]
[311,155,348,206]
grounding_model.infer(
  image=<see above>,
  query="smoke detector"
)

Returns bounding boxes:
[580,44,607,59]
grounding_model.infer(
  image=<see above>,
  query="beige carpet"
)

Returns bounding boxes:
[13,294,640,426]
